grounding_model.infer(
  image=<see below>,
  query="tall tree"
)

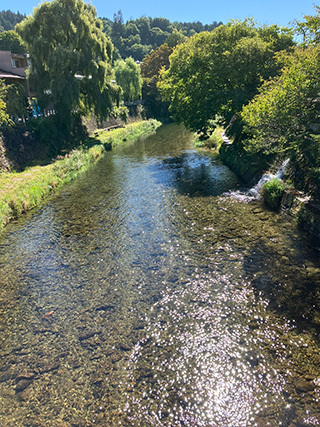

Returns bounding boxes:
[241,45,320,196]
[0,30,25,53]
[158,20,294,135]
[0,10,26,32]
[141,43,173,118]
[114,57,142,102]
[16,0,120,131]
[241,46,320,154]
[294,5,320,46]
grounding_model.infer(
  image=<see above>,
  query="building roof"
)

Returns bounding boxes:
[0,69,25,79]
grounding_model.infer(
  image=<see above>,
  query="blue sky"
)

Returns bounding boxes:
[2,0,317,27]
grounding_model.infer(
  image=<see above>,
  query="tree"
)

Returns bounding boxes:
[165,29,185,48]
[0,80,10,125]
[0,10,26,32]
[151,17,171,33]
[141,43,173,79]
[150,27,169,46]
[5,82,28,119]
[294,5,320,46]
[114,57,142,102]
[241,46,320,154]
[101,14,223,62]
[141,43,173,118]
[135,17,151,45]
[241,45,320,196]
[0,30,25,53]
[16,0,120,131]
[112,9,124,39]
[158,20,294,135]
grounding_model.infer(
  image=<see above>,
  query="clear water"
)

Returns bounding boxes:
[0,124,319,427]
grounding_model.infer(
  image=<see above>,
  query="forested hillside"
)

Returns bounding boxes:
[100,10,222,60]
[0,9,222,61]
[0,10,25,32]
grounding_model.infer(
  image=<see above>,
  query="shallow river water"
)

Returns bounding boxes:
[0,124,320,427]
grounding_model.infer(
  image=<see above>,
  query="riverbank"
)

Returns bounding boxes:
[0,119,161,230]
[219,138,320,244]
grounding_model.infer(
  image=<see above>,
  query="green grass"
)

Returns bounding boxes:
[193,126,225,152]
[93,119,161,147]
[0,119,161,230]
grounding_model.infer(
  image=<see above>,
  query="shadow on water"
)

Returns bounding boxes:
[241,237,320,335]
[151,151,241,197]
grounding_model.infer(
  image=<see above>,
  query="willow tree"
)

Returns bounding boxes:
[16,0,120,131]
[114,57,142,102]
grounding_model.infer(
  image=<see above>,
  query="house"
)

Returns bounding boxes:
[0,51,54,118]
[0,50,31,97]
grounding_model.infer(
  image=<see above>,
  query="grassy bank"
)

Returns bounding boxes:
[93,120,161,147]
[0,119,161,230]
[193,126,224,153]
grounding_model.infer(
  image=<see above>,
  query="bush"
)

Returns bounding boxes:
[262,177,285,210]
[112,105,129,123]
[194,125,224,151]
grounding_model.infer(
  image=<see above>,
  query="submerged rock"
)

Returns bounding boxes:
[15,379,33,392]
[295,379,315,393]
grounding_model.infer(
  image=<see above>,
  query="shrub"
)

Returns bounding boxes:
[262,178,285,210]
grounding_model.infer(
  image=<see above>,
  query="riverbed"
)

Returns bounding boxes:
[0,124,319,426]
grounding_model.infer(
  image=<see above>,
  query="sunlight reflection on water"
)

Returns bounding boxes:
[121,272,298,426]
[0,125,319,426]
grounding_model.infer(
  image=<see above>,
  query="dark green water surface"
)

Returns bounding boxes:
[0,124,320,427]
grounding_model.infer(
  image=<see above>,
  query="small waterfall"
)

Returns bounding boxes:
[248,158,290,197]
[226,159,290,202]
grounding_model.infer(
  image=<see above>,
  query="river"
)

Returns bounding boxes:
[0,124,319,427]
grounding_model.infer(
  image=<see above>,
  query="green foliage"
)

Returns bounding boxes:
[112,105,129,122]
[16,0,119,132]
[0,10,26,32]
[141,43,173,118]
[165,29,186,48]
[172,20,223,36]
[0,80,11,125]
[194,126,224,151]
[5,83,28,119]
[0,30,25,53]
[262,177,285,210]
[92,119,161,147]
[114,57,142,102]
[27,114,89,158]
[27,115,60,148]
[294,5,320,46]
[240,33,320,199]
[100,12,222,61]
[158,20,294,135]
[241,46,320,155]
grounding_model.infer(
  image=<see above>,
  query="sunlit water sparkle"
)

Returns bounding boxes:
[0,125,319,427]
